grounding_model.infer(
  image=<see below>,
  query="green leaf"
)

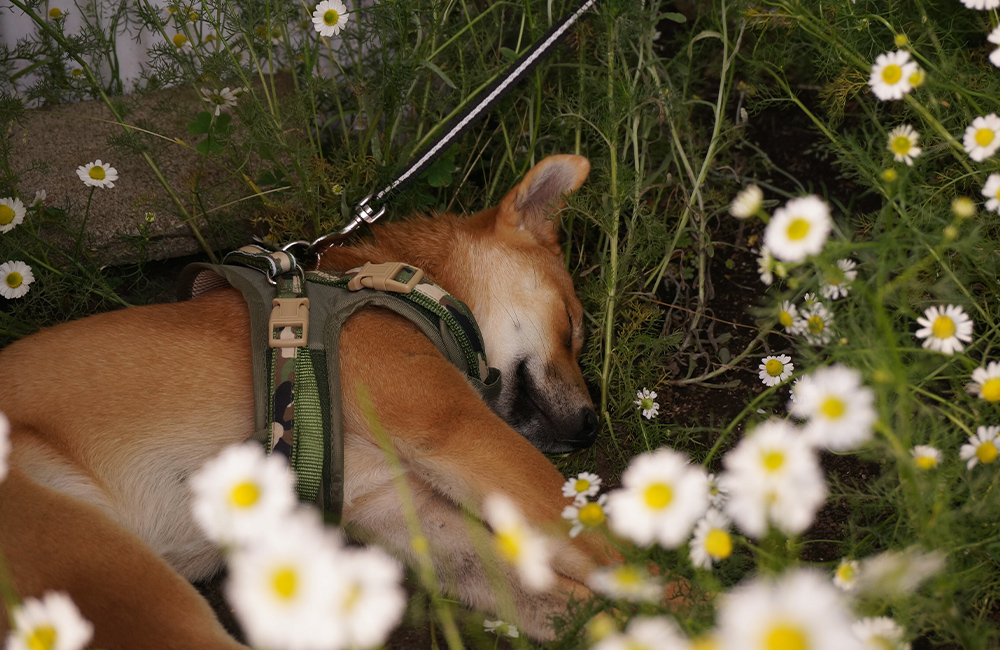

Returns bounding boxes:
[187,111,212,135]
[422,153,456,188]
[196,134,223,155]
[214,113,234,136]
[500,47,518,62]
[418,59,456,89]
[661,12,686,23]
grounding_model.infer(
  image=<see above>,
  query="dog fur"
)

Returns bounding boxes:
[0,154,618,648]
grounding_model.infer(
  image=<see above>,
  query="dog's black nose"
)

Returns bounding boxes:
[576,408,599,447]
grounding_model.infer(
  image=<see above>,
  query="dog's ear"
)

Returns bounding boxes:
[496,154,590,254]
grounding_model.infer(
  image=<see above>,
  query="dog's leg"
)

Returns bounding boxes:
[342,450,589,641]
[0,466,245,650]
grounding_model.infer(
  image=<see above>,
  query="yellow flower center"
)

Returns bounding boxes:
[48,7,61,17]
[578,502,606,527]
[0,205,14,225]
[976,441,998,464]
[909,70,925,87]
[762,450,785,472]
[881,64,902,85]
[5,272,23,289]
[765,359,784,377]
[975,128,995,148]
[890,135,912,155]
[640,397,654,411]
[229,480,260,508]
[704,529,732,559]
[613,565,642,585]
[915,454,938,469]
[71,69,83,76]
[210,93,225,105]
[690,637,718,650]
[931,315,956,339]
[786,217,811,241]
[981,378,1000,402]
[342,582,362,611]
[323,9,339,25]
[807,315,825,334]
[643,483,673,510]
[26,625,57,650]
[765,624,808,650]
[205,33,216,42]
[496,529,522,561]
[820,396,846,419]
[173,33,188,47]
[574,478,591,493]
[779,311,793,327]
[871,636,897,650]
[271,567,298,600]
[89,165,106,180]
[836,562,855,583]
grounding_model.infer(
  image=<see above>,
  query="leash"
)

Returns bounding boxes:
[300,0,599,257]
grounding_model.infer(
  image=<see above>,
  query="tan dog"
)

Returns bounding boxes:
[0,154,618,648]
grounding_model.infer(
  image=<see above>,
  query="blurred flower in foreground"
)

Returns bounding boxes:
[484,620,519,638]
[721,419,827,538]
[989,26,1000,66]
[483,493,554,591]
[562,494,607,538]
[730,184,763,219]
[853,617,910,650]
[911,445,942,470]
[776,300,799,333]
[970,361,1000,402]
[332,546,407,649]
[0,411,9,483]
[914,305,973,355]
[795,301,834,346]
[789,365,876,451]
[821,259,858,300]
[606,447,708,548]
[592,616,686,650]
[855,547,944,596]
[960,426,1000,470]
[764,195,832,263]
[833,558,859,592]
[963,114,1000,162]
[587,564,661,602]
[6,591,94,650]
[961,0,1000,10]
[716,570,864,650]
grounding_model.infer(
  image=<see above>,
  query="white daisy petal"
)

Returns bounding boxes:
[833,558,859,592]
[312,0,349,37]
[911,445,942,470]
[730,184,763,219]
[587,564,662,602]
[869,50,919,101]
[788,364,876,451]
[764,195,832,263]
[483,493,554,591]
[914,304,973,355]
[0,196,26,233]
[635,387,660,420]
[959,425,1000,470]
[886,125,921,166]
[970,361,1000,402]
[689,509,734,569]
[963,114,1000,162]
[75,159,119,189]
[7,591,94,650]
[853,616,911,650]
[0,260,35,299]
[821,259,858,300]
[758,354,794,387]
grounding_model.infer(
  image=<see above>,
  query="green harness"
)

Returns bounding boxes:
[178,245,501,522]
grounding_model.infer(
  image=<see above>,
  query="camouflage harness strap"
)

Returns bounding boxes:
[178,248,501,522]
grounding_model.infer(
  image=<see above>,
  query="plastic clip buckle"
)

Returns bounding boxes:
[347,262,424,294]
[269,297,310,348]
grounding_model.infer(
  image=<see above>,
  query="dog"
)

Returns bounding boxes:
[0,154,623,648]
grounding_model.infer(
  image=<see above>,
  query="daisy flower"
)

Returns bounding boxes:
[764,195,832,263]
[869,50,919,101]
[587,564,661,602]
[789,364,876,451]
[171,33,191,49]
[914,304,973,355]
[689,509,734,569]
[635,388,659,419]
[989,26,1000,67]
[970,361,1000,401]
[963,114,1000,162]
[593,616,686,650]
[0,260,35,299]
[961,0,1000,9]
[886,125,921,165]
[721,419,827,538]
[585,612,618,644]
[312,0,348,37]
[190,442,297,547]
[6,591,94,650]
[484,620,520,638]
[200,86,238,116]
[953,196,977,218]
[707,472,729,508]
[0,412,9,483]
[0,196,26,233]
[759,354,793,387]
[562,471,602,501]
[483,493,554,591]
[730,184,763,219]
[777,300,799,332]
[795,301,834,346]
[32,190,46,206]
[716,570,865,650]
[758,246,776,285]
[76,159,118,189]
[605,447,709,548]
[911,445,942,470]
[853,617,910,650]
[821,259,858,300]
[562,494,607,537]
[833,558,859,592]
[960,425,1000,470]
[333,546,407,650]
[982,173,1000,212]
[856,547,944,596]
[226,514,345,650]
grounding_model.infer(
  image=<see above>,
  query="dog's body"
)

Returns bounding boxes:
[0,155,617,648]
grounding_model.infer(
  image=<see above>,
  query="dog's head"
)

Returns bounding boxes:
[461,155,598,453]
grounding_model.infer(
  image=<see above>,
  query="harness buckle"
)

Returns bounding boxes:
[347,262,424,294]
[269,297,310,348]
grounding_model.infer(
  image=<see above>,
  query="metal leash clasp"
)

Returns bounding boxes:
[306,193,387,257]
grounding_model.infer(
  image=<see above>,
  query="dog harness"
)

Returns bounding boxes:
[178,245,501,521]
